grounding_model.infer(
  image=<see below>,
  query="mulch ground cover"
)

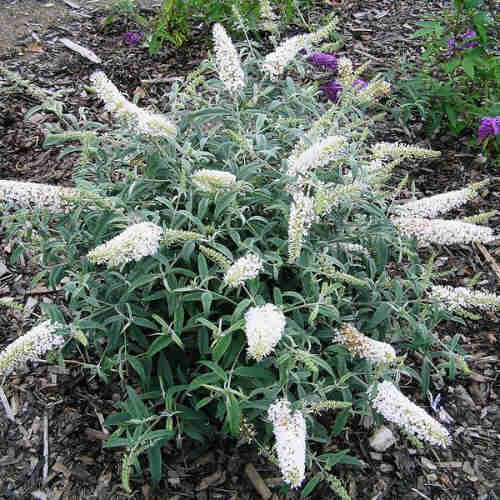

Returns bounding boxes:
[0,0,499,499]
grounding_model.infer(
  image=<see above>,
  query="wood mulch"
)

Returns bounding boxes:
[0,0,499,499]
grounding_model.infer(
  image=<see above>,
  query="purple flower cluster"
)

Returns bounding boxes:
[447,29,479,53]
[122,31,142,46]
[307,52,338,70]
[478,116,500,142]
[306,52,369,103]
[319,79,368,103]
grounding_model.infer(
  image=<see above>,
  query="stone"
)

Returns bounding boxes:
[369,426,396,452]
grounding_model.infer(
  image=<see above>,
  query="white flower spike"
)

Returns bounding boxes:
[212,23,245,92]
[192,169,236,193]
[393,217,495,246]
[244,304,286,361]
[88,222,164,267]
[336,323,396,364]
[0,321,65,378]
[268,399,306,488]
[224,254,263,288]
[0,179,76,211]
[371,380,451,447]
[90,71,177,138]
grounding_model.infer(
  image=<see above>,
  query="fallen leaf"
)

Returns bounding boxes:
[26,43,45,53]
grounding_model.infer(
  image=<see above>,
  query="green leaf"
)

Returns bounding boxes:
[212,332,233,362]
[231,298,252,322]
[445,104,457,129]
[368,302,391,329]
[146,334,173,359]
[318,449,360,467]
[201,291,212,315]
[147,442,162,486]
[225,394,241,437]
[442,56,461,74]
[462,56,475,78]
[198,360,228,382]
[331,408,350,437]
[300,473,323,499]
[234,366,274,379]
[214,192,236,220]
[126,385,147,419]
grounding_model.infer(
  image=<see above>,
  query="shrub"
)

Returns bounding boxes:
[1,15,497,498]
[388,0,500,162]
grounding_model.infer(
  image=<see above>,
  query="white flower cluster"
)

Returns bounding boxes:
[356,79,391,104]
[336,323,396,364]
[192,169,236,193]
[0,179,76,211]
[429,285,500,313]
[287,135,346,181]
[88,222,164,267]
[333,242,369,256]
[262,19,337,79]
[244,303,286,360]
[392,217,495,246]
[372,142,441,160]
[268,399,306,488]
[224,254,263,288]
[313,181,362,216]
[259,0,278,32]
[263,33,312,80]
[0,321,65,378]
[163,229,207,246]
[371,381,451,447]
[212,23,245,92]
[288,192,317,262]
[337,57,354,86]
[393,185,480,218]
[90,71,177,138]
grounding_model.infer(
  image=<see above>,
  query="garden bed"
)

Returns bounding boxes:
[0,1,499,499]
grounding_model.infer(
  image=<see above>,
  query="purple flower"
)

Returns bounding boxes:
[478,116,500,142]
[122,32,142,46]
[447,30,479,52]
[353,79,368,90]
[320,80,343,102]
[320,79,371,102]
[307,52,338,70]
[462,30,478,49]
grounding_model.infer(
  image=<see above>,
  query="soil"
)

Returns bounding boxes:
[0,0,499,499]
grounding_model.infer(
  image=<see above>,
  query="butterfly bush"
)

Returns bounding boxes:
[392,183,482,218]
[244,304,286,361]
[336,323,396,364]
[371,381,451,447]
[308,52,338,70]
[259,0,278,32]
[429,285,500,314]
[268,399,306,488]
[263,19,337,80]
[212,23,245,92]
[393,217,495,246]
[0,321,65,378]
[90,71,177,138]
[286,135,346,181]
[9,14,499,496]
[288,192,317,262]
[88,222,164,267]
[224,254,263,288]
[0,179,76,211]
[372,142,441,160]
[192,169,236,193]
[478,116,500,142]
